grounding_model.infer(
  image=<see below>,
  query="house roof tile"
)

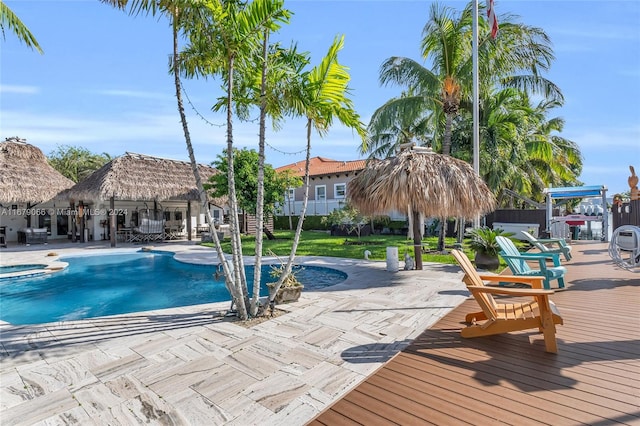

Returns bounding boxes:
[275,156,366,177]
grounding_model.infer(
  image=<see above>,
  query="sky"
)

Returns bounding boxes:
[1,0,639,197]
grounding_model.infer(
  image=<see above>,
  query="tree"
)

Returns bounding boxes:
[365,1,565,251]
[321,204,369,241]
[48,145,112,183]
[179,0,291,320]
[207,148,295,218]
[0,0,43,53]
[267,35,367,305]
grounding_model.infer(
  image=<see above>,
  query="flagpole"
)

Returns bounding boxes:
[472,0,480,229]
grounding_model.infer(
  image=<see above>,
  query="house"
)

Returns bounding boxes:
[275,157,366,216]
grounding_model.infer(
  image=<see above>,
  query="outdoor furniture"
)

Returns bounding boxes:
[521,230,572,261]
[132,218,165,242]
[17,227,48,245]
[451,249,563,353]
[0,226,6,247]
[496,236,567,290]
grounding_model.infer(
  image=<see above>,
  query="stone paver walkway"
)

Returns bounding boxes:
[0,241,468,425]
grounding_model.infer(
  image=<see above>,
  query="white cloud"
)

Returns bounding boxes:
[0,85,40,94]
[91,89,173,100]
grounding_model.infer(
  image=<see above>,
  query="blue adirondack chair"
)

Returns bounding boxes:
[496,236,567,290]
[521,231,572,261]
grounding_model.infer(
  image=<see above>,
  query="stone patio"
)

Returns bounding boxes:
[0,241,468,425]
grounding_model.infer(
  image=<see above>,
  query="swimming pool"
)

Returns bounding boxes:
[0,264,48,274]
[0,251,347,325]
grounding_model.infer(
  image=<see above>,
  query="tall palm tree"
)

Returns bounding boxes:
[0,0,43,53]
[180,0,290,320]
[267,35,366,303]
[366,1,562,251]
[103,0,290,320]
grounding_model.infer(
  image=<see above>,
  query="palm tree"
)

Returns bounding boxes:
[366,1,563,251]
[180,0,290,320]
[103,0,290,320]
[0,0,43,53]
[267,35,367,304]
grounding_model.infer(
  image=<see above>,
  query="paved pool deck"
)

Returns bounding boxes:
[0,241,468,425]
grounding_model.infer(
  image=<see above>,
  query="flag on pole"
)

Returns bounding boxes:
[486,0,499,39]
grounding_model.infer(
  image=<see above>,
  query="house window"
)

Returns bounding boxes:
[334,183,346,199]
[286,187,295,201]
[316,185,326,201]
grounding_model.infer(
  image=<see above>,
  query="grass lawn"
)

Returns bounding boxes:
[205,230,492,266]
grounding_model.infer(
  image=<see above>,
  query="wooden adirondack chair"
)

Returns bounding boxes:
[496,236,567,290]
[451,249,563,353]
[521,231,572,261]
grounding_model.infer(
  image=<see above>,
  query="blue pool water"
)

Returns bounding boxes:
[0,264,47,274]
[0,251,347,325]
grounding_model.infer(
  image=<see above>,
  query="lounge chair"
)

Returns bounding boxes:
[521,230,572,261]
[451,249,563,353]
[496,236,567,290]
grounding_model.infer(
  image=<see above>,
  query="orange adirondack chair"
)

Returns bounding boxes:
[451,249,564,353]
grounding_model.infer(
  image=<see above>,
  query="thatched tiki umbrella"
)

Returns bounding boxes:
[0,137,74,225]
[348,147,496,270]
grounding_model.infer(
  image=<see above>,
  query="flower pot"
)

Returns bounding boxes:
[474,252,500,270]
[271,285,304,304]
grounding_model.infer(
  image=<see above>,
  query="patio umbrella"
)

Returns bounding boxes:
[0,137,74,204]
[348,146,496,269]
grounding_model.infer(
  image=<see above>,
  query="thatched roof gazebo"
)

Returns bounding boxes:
[0,137,75,205]
[60,152,219,202]
[348,146,496,269]
[59,152,224,246]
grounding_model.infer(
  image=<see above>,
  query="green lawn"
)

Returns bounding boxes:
[205,230,482,266]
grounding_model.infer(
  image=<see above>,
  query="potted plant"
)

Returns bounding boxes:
[266,251,304,304]
[466,227,513,270]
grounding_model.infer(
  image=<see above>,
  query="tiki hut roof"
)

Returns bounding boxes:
[59,152,224,203]
[0,137,75,204]
[348,147,496,218]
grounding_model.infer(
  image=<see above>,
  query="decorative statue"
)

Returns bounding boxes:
[404,252,415,270]
[629,165,639,201]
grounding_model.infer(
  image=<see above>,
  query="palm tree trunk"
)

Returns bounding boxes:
[437,111,454,251]
[269,118,312,304]
[171,10,240,308]
[251,30,269,316]
[225,53,249,319]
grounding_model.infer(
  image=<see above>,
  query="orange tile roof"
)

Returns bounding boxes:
[275,156,366,177]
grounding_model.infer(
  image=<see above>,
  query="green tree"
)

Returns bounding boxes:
[0,0,43,53]
[207,148,295,218]
[48,145,112,183]
[366,1,564,251]
[267,35,367,304]
[180,0,291,320]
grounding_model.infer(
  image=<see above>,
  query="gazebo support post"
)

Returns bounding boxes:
[70,201,77,243]
[110,196,116,247]
[187,201,192,241]
[79,201,85,243]
[412,210,423,270]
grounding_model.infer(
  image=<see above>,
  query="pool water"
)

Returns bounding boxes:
[0,264,47,274]
[0,251,347,325]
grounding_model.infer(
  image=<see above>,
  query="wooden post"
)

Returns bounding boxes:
[79,201,85,243]
[187,201,192,241]
[110,196,116,247]
[70,201,77,242]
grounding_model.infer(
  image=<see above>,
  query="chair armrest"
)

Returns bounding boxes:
[477,274,545,288]
[467,285,555,296]
[501,252,562,266]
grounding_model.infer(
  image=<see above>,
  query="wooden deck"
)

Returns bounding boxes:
[309,242,640,425]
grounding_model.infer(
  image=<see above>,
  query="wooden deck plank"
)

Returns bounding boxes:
[309,242,640,425]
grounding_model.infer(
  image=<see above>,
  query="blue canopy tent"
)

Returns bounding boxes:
[543,185,608,242]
